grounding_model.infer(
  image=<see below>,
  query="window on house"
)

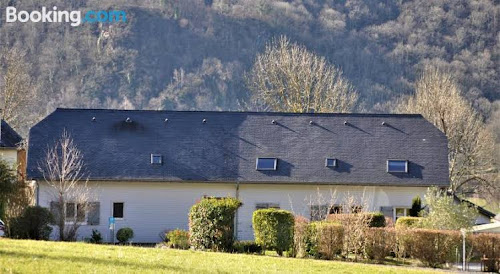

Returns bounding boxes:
[325,158,337,167]
[65,203,86,223]
[394,207,408,221]
[151,154,162,165]
[256,158,278,170]
[387,160,408,173]
[113,202,124,219]
[255,203,280,209]
[310,205,330,221]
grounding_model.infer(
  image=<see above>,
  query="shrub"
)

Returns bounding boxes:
[395,217,422,229]
[409,196,422,217]
[470,233,500,272]
[116,227,134,244]
[166,229,190,249]
[8,206,53,240]
[404,229,461,267]
[89,229,103,244]
[364,228,395,261]
[308,221,343,260]
[189,197,241,251]
[253,209,294,256]
[292,216,309,258]
[232,240,262,254]
[327,212,385,227]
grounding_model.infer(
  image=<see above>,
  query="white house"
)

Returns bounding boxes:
[0,119,25,180]
[27,108,450,243]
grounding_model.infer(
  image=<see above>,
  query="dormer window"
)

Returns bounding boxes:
[256,158,277,170]
[387,160,408,173]
[151,154,162,165]
[325,158,337,167]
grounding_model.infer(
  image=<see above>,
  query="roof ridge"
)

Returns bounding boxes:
[54,108,424,118]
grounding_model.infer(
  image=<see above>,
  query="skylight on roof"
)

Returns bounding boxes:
[325,158,337,167]
[151,154,162,165]
[256,158,277,171]
[387,160,408,173]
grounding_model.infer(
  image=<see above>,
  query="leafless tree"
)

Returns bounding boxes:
[0,48,36,132]
[38,131,92,241]
[396,66,497,195]
[247,36,358,113]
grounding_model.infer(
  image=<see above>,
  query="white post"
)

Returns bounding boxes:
[461,228,466,271]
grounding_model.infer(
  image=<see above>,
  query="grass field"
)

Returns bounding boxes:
[0,239,444,274]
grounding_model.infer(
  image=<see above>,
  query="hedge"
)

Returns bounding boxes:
[293,216,309,258]
[364,228,395,261]
[470,233,500,272]
[327,212,386,227]
[166,229,190,249]
[8,206,54,240]
[232,240,262,254]
[395,217,422,229]
[253,209,294,256]
[116,227,134,244]
[189,197,241,251]
[398,229,461,267]
[308,221,344,260]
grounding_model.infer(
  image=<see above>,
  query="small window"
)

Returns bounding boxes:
[387,160,408,173]
[325,158,337,167]
[64,202,86,223]
[113,202,124,219]
[256,158,277,170]
[310,205,330,221]
[255,203,280,209]
[66,203,75,219]
[151,154,162,165]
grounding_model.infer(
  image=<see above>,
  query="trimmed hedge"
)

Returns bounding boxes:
[398,229,460,267]
[166,229,190,249]
[364,228,395,261]
[253,209,294,256]
[116,227,134,244]
[293,216,310,258]
[470,233,500,272]
[327,212,386,227]
[308,221,344,260]
[232,240,262,254]
[395,217,422,229]
[189,197,241,251]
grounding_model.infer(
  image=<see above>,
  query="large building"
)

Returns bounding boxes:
[27,108,449,242]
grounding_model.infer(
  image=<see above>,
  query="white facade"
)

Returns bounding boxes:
[37,181,428,243]
[0,148,18,168]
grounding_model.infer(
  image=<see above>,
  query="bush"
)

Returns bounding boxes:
[470,233,500,272]
[189,197,241,251]
[116,227,134,244]
[327,212,385,227]
[308,221,343,260]
[364,228,396,261]
[292,216,309,258]
[88,229,103,244]
[253,209,294,256]
[8,206,53,240]
[403,229,460,267]
[232,240,262,254]
[166,229,190,249]
[409,196,422,217]
[395,217,422,229]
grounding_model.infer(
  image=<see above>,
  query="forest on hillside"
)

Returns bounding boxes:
[0,0,499,202]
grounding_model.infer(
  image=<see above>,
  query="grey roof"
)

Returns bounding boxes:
[27,108,449,186]
[1,120,22,148]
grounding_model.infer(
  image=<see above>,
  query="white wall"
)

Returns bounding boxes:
[0,148,18,168]
[37,181,428,243]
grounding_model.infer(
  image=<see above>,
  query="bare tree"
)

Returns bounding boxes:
[38,131,91,241]
[246,36,358,113]
[396,66,497,194]
[0,48,36,132]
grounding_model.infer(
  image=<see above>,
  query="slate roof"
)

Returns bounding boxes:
[27,108,450,186]
[1,120,22,148]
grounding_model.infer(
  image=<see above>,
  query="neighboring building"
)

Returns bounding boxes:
[453,195,496,225]
[0,119,25,180]
[27,108,449,242]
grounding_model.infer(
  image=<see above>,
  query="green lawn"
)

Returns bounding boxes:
[0,239,444,274]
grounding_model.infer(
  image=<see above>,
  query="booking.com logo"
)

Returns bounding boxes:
[5,7,126,27]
